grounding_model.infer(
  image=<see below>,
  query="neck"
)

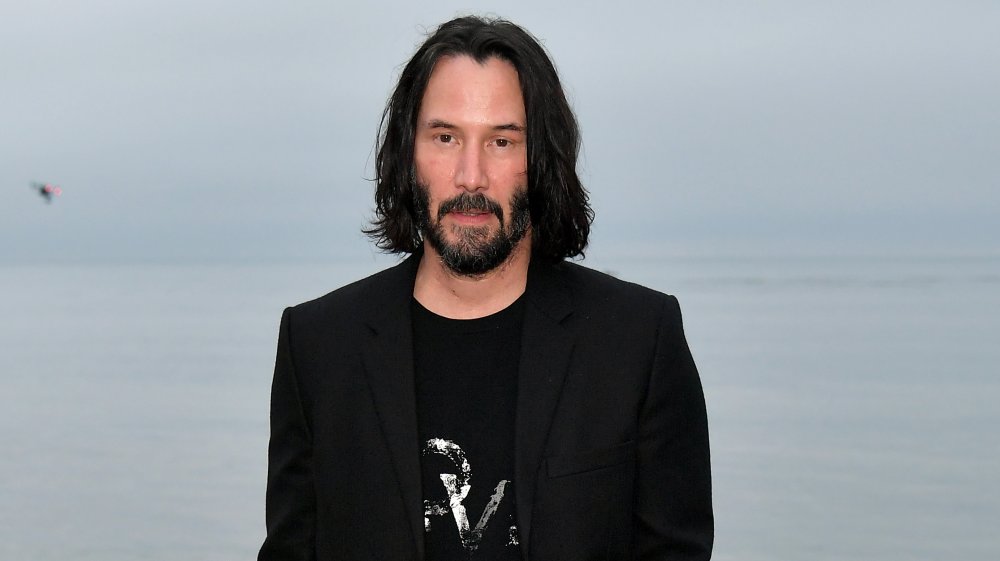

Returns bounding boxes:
[413,238,531,319]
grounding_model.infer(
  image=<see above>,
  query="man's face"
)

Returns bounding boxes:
[413,55,530,276]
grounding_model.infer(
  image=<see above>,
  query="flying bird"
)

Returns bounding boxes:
[30,182,62,203]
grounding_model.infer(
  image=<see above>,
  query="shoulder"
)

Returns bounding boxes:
[534,260,691,377]
[283,256,417,335]
[552,260,677,312]
[526,259,681,343]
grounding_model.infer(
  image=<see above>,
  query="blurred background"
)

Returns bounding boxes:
[1,1,997,559]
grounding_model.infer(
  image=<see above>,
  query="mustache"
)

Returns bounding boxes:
[437,193,503,220]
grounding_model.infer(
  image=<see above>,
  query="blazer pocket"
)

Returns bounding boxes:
[545,440,636,478]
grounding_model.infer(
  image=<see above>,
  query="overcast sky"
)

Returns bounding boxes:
[2,0,998,263]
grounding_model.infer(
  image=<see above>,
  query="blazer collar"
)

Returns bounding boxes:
[359,252,425,559]
[359,253,576,560]
[514,259,575,557]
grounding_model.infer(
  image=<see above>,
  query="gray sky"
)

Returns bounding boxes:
[2,0,998,263]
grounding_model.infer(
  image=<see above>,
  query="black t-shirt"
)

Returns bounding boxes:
[412,296,525,561]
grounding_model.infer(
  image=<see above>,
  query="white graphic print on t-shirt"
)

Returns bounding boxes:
[422,438,518,553]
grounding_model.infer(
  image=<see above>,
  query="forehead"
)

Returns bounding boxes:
[418,55,525,124]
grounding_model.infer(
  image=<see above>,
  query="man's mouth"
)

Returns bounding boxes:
[449,209,494,223]
[437,193,504,221]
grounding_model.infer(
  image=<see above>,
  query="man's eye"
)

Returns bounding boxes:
[495,138,509,148]
[437,134,453,144]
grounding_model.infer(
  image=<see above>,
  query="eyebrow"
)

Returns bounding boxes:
[424,119,525,133]
[494,123,526,133]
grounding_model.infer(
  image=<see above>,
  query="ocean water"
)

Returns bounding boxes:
[1,255,997,560]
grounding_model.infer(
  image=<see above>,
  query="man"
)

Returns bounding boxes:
[259,16,712,561]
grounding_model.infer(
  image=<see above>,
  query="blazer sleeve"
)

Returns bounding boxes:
[635,295,714,560]
[258,308,317,561]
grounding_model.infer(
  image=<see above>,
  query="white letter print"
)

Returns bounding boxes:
[423,438,511,554]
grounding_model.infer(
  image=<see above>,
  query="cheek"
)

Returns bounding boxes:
[489,161,528,189]
[414,151,455,184]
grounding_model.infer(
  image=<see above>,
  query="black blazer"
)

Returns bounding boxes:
[259,254,713,560]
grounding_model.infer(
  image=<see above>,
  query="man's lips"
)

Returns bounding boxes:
[447,209,494,222]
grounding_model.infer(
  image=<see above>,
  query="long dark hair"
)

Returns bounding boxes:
[364,16,593,262]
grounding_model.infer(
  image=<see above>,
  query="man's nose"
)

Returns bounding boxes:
[455,145,488,192]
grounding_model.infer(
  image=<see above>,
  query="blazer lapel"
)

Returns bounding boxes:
[360,254,425,560]
[514,261,575,557]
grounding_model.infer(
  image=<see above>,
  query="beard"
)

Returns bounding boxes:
[413,182,531,277]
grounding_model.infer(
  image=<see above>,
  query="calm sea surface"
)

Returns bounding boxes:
[1,256,997,560]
